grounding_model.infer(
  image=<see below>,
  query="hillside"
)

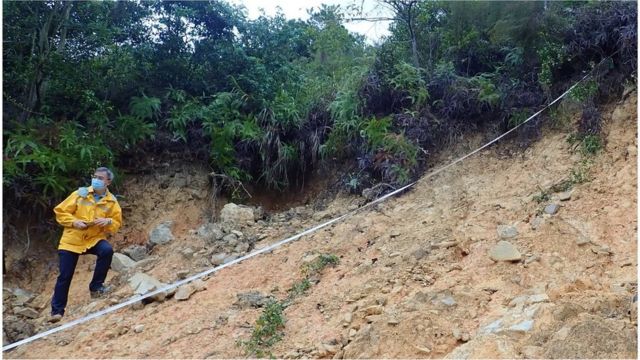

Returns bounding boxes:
[4,93,637,358]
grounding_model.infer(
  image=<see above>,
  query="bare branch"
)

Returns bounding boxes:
[345,16,397,22]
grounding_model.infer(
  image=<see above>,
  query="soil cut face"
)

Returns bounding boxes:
[4,94,637,358]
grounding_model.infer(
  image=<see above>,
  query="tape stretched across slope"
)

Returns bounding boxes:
[3,69,597,352]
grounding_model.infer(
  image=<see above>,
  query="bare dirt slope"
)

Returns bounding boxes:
[6,94,637,358]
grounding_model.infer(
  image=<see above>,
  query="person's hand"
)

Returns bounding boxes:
[72,220,88,230]
[93,218,112,227]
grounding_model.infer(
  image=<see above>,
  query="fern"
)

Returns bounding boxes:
[130,94,161,120]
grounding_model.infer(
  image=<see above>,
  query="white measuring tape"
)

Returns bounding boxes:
[3,71,593,352]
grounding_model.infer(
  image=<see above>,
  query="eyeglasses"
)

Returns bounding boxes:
[92,174,108,181]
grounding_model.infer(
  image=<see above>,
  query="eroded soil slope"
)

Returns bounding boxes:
[6,94,637,358]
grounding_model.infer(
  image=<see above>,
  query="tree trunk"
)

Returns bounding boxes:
[410,29,419,67]
[19,2,72,122]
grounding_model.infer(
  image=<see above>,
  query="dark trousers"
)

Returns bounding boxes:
[51,240,113,316]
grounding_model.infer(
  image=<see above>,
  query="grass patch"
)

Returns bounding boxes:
[240,253,340,357]
[532,185,551,203]
[287,279,311,298]
[240,300,285,358]
[301,254,340,276]
[570,159,592,184]
[568,133,603,156]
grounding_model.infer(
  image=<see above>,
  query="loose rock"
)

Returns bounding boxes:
[149,221,174,246]
[544,203,560,215]
[236,291,273,308]
[196,223,224,246]
[220,203,256,226]
[111,253,137,272]
[175,284,197,301]
[128,273,168,301]
[558,191,572,201]
[13,307,39,319]
[210,253,228,266]
[122,245,148,261]
[497,225,518,239]
[134,325,145,333]
[489,241,522,262]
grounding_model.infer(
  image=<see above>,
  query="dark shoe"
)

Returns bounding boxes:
[90,285,112,299]
[48,314,63,323]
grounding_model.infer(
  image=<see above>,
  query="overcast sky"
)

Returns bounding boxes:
[228,0,393,43]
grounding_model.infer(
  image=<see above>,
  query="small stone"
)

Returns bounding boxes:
[235,242,250,253]
[12,288,34,305]
[321,343,339,355]
[364,305,383,316]
[14,307,39,319]
[176,270,190,280]
[591,245,612,255]
[210,253,228,266]
[192,279,207,292]
[134,325,144,333]
[576,235,591,246]
[348,328,357,337]
[489,241,522,262]
[390,230,401,238]
[180,248,195,259]
[440,296,457,307]
[231,230,244,238]
[222,233,238,246]
[530,217,544,230]
[223,254,240,264]
[509,319,534,332]
[118,326,129,335]
[236,291,273,308]
[174,284,197,301]
[558,191,572,201]
[524,255,539,265]
[432,241,458,249]
[544,203,560,215]
[387,317,400,325]
[497,225,518,239]
[412,248,428,260]
[342,312,353,326]
[414,346,431,354]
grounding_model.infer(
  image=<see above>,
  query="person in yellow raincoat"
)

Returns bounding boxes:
[49,167,122,323]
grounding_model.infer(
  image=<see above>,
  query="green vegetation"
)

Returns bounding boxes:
[3,1,636,243]
[240,253,339,357]
[300,253,340,277]
[242,300,286,358]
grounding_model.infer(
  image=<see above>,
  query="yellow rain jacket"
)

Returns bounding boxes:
[54,186,122,254]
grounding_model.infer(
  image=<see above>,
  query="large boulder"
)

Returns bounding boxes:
[111,253,137,272]
[122,245,148,262]
[220,203,256,226]
[128,273,169,301]
[197,223,224,246]
[149,221,174,246]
